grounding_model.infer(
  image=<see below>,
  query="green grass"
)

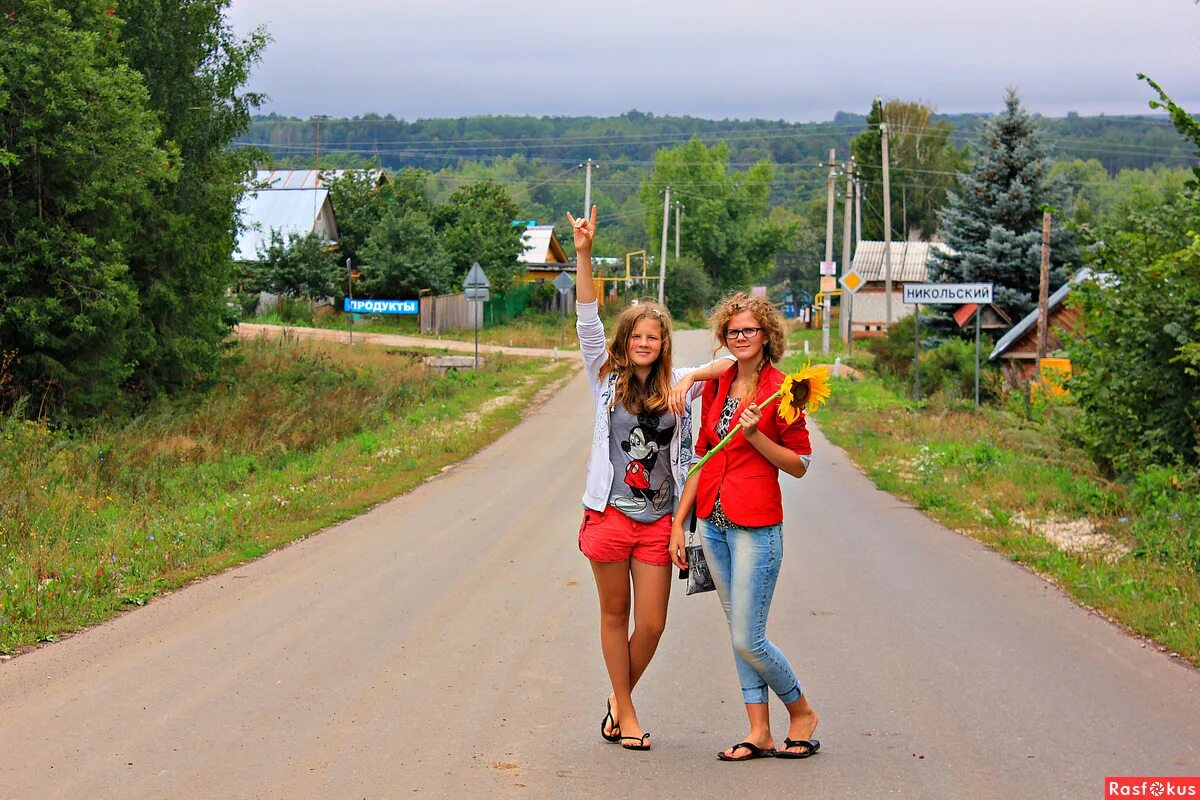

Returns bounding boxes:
[0,335,573,653]
[792,360,1200,664]
[251,306,587,350]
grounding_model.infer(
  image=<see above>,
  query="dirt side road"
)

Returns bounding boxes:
[236,322,563,358]
[1,329,1197,799]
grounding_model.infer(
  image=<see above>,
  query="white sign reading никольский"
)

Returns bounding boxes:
[902,283,994,305]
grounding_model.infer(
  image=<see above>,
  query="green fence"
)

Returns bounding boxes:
[483,284,534,326]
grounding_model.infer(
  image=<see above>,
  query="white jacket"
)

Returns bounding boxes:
[577,300,731,513]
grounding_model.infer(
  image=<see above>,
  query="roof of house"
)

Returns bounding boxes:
[251,168,387,190]
[953,303,1012,328]
[520,225,568,264]
[851,240,954,283]
[988,268,1094,361]
[234,188,333,261]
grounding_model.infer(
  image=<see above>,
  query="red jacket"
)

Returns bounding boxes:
[695,361,812,527]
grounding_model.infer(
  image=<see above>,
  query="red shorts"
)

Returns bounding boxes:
[578,506,672,567]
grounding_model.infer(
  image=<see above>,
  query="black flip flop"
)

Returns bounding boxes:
[600,699,621,743]
[621,733,651,751]
[717,741,777,762]
[775,737,820,759]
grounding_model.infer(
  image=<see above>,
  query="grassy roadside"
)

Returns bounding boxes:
[254,307,584,350]
[0,335,574,654]
[792,359,1200,665]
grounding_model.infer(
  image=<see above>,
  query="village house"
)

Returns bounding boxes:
[988,268,1096,382]
[845,240,954,339]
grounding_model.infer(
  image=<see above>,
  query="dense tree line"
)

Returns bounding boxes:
[1,0,265,418]
[242,109,1195,175]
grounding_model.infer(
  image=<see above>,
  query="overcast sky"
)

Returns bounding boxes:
[227,0,1200,121]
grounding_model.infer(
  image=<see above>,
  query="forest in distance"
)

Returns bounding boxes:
[240,105,1198,276]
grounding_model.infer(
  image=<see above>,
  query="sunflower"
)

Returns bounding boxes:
[687,362,834,479]
[778,363,832,423]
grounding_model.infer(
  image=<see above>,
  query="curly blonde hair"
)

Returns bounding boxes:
[708,292,789,400]
[598,299,674,414]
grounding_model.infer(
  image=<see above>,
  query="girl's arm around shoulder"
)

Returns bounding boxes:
[668,356,735,415]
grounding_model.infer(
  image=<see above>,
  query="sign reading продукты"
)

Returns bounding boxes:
[344,298,418,315]
[903,283,994,305]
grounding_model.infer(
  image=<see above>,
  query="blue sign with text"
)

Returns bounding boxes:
[344,298,418,315]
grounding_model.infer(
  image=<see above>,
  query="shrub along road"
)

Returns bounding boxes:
[0,330,1197,798]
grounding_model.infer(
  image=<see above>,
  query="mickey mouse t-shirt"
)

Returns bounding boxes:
[607,404,677,523]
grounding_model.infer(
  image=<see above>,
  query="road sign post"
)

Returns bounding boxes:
[462,262,491,369]
[553,271,575,348]
[901,283,994,407]
[839,268,866,357]
[346,258,353,346]
[820,261,836,354]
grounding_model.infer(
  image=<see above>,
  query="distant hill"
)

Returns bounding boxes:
[239,110,1195,174]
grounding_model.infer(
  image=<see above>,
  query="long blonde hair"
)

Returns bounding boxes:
[599,300,674,414]
[708,292,789,401]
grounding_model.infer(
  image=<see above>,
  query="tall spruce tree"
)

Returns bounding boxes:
[930,90,1078,318]
[0,2,170,415]
[115,0,266,397]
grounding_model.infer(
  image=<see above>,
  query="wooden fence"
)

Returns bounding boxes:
[419,292,479,334]
[419,285,577,334]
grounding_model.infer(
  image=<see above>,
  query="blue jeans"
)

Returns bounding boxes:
[700,518,803,705]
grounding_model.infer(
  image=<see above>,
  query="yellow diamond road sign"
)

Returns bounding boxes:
[839,269,865,294]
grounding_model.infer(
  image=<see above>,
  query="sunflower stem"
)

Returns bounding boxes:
[686,389,784,479]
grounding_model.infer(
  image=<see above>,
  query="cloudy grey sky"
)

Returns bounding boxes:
[227,0,1200,121]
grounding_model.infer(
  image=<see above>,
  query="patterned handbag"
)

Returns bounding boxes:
[680,512,715,595]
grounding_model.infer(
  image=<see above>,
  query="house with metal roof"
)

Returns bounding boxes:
[251,168,389,190]
[846,241,954,338]
[234,187,338,262]
[988,268,1095,381]
[518,224,572,282]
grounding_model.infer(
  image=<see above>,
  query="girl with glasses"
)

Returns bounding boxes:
[669,291,820,762]
[568,207,732,751]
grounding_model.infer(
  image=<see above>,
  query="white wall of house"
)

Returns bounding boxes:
[848,288,916,332]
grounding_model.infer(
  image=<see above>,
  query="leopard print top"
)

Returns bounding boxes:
[705,395,742,529]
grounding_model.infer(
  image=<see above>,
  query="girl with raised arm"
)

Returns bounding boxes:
[567,206,730,752]
[669,292,820,763]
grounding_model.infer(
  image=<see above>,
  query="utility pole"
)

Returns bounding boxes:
[854,175,863,247]
[658,186,670,304]
[674,201,683,259]
[583,158,595,217]
[822,148,836,354]
[841,161,854,346]
[1037,210,1052,361]
[881,121,894,327]
[315,115,322,173]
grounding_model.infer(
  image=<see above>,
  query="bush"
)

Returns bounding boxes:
[869,314,916,378]
[919,338,1000,403]
[664,258,714,319]
[1068,220,1200,475]
[1127,466,1200,574]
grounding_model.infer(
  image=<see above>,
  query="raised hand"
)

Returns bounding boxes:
[566,205,598,255]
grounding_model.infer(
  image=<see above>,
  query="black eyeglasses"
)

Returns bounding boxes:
[725,327,763,341]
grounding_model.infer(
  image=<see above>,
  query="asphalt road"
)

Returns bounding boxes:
[2,329,1197,799]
